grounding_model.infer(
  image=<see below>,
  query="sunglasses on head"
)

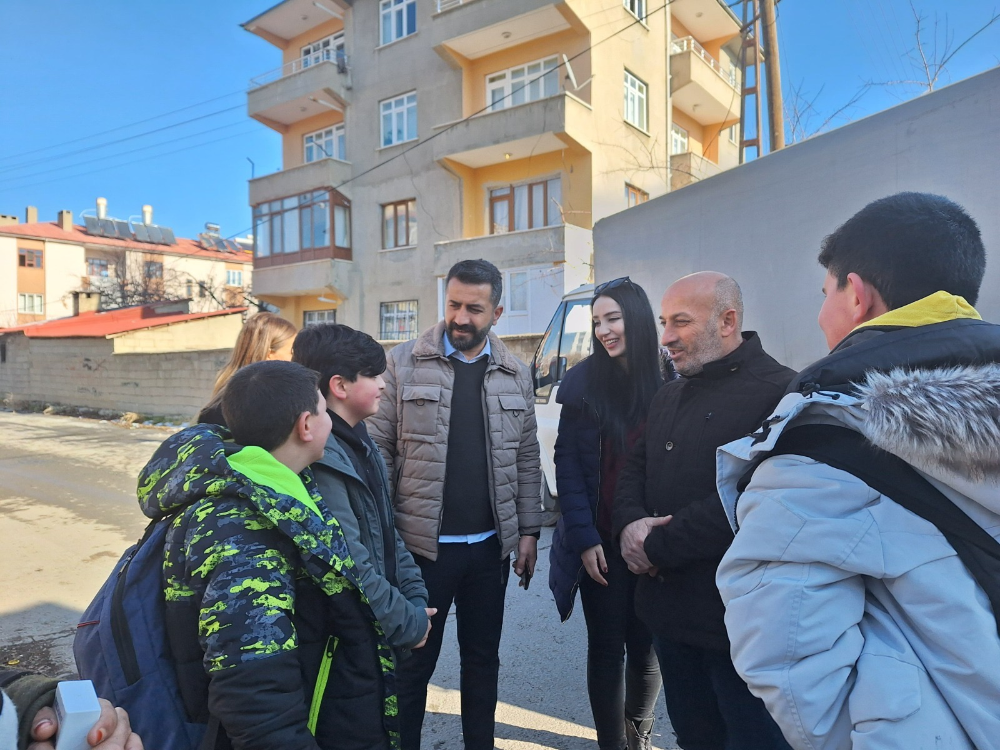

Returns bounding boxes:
[593,276,635,298]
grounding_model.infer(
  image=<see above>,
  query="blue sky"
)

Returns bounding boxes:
[0,0,997,240]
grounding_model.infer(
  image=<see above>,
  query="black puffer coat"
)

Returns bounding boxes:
[612,333,794,650]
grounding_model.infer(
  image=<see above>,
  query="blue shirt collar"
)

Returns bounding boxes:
[442,329,491,363]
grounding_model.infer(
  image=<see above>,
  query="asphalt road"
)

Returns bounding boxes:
[0,410,677,749]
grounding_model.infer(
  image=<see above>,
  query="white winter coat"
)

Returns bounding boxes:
[716,364,1000,750]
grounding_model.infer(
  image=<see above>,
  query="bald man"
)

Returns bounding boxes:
[612,272,794,750]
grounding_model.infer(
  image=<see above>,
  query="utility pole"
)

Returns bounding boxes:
[760,0,785,151]
[738,0,764,163]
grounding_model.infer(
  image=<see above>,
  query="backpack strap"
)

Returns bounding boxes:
[754,423,1000,637]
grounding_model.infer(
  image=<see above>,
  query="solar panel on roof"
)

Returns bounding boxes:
[225,240,242,253]
[114,220,133,240]
[159,227,176,245]
[214,238,229,253]
[132,223,151,243]
[83,216,102,236]
[99,219,117,237]
[145,225,164,244]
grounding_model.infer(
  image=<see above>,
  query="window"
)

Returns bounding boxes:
[507,270,528,313]
[17,293,43,314]
[486,56,559,112]
[253,189,351,258]
[304,309,337,326]
[380,300,419,340]
[87,257,109,277]
[185,280,194,298]
[625,183,649,207]
[728,124,738,144]
[623,70,648,131]
[198,282,208,298]
[226,270,244,287]
[489,178,562,234]
[671,123,689,155]
[304,123,346,162]
[380,0,416,46]
[301,32,345,70]
[380,92,417,147]
[382,199,417,249]
[18,248,42,268]
[624,0,646,20]
[145,261,163,279]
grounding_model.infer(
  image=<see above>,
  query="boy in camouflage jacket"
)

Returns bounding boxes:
[137,361,398,750]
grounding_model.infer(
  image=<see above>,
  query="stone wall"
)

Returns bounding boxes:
[379,333,542,366]
[0,333,228,420]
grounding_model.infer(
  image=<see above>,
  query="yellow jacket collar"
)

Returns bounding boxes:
[855,291,981,331]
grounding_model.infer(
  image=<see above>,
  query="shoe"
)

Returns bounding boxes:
[625,718,653,750]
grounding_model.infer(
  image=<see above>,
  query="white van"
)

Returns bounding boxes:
[529,284,595,510]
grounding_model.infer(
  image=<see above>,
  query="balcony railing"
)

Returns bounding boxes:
[249,52,350,88]
[670,36,737,90]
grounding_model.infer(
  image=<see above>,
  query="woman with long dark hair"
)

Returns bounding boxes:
[548,278,665,750]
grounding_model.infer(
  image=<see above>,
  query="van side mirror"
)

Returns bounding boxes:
[549,356,568,383]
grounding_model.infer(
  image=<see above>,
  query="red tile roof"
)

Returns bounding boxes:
[0,221,253,264]
[0,305,247,338]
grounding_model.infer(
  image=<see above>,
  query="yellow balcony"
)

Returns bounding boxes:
[247,57,350,132]
[670,36,740,126]
[249,158,353,205]
[433,93,592,168]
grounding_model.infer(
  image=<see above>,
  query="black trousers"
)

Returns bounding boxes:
[397,536,510,750]
[651,637,791,750]
[579,542,662,750]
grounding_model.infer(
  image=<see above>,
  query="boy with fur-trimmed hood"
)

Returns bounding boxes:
[716,193,1000,749]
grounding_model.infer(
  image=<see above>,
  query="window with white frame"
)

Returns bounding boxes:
[304,309,337,326]
[380,92,417,147]
[301,32,345,70]
[489,177,562,234]
[305,123,346,162]
[17,293,43,314]
[623,70,648,131]
[380,300,419,340]
[624,0,646,20]
[671,123,689,155]
[382,199,417,249]
[226,270,243,287]
[380,0,416,46]
[507,270,528,313]
[486,56,559,112]
[728,124,738,144]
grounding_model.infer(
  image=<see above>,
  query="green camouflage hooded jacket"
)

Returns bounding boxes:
[137,423,398,750]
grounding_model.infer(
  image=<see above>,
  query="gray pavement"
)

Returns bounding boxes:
[0,410,677,749]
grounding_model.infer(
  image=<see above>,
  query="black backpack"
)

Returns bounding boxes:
[739,423,1000,636]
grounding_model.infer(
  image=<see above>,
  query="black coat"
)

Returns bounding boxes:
[612,332,794,650]
[547,358,602,621]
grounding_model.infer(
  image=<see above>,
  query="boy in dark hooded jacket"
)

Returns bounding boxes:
[137,361,398,750]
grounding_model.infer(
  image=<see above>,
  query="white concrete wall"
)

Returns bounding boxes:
[0,237,18,328]
[594,68,1000,370]
[43,241,86,320]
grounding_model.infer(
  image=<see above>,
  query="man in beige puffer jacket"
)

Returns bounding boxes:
[369,259,544,750]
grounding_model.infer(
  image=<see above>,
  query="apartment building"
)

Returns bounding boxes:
[0,202,253,328]
[243,0,742,338]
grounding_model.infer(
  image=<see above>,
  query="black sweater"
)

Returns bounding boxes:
[612,333,794,649]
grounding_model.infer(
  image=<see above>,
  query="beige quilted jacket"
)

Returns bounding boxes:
[369,321,544,561]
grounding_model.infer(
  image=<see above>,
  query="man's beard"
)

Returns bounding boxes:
[447,321,491,352]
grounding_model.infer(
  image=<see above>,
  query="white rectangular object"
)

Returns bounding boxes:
[54,680,102,750]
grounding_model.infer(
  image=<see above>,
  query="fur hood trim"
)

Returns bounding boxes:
[857,364,1000,480]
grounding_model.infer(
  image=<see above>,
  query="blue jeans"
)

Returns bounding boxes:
[651,637,791,750]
